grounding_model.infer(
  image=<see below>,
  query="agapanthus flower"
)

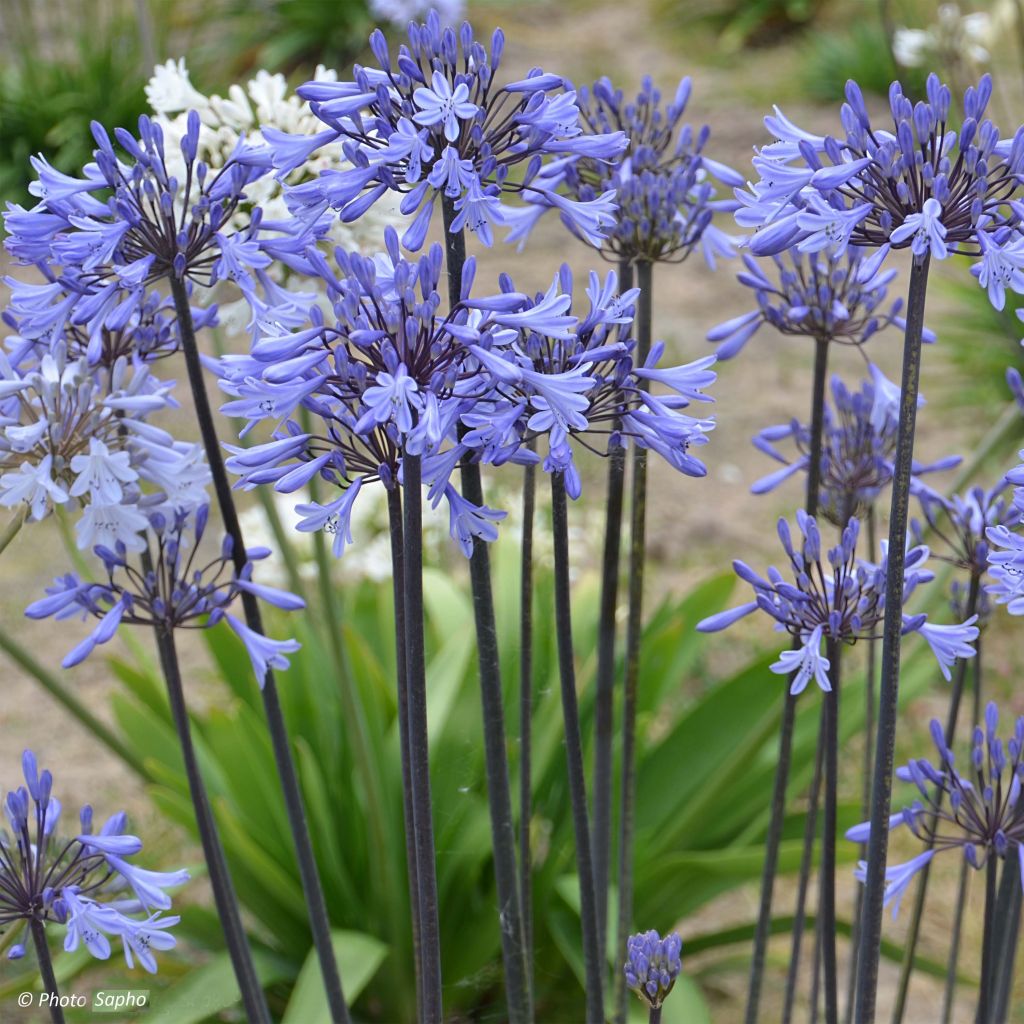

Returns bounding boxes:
[506,74,742,264]
[0,343,203,547]
[847,703,1024,917]
[707,247,929,359]
[4,111,302,346]
[697,510,979,693]
[1,750,187,971]
[25,504,302,684]
[985,523,1024,615]
[623,929,683,1010]
[737,72,1024,311]
[257,10,627,250]
[751,370,959,522]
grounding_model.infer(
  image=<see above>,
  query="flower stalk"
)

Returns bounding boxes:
[30,918,65,1024]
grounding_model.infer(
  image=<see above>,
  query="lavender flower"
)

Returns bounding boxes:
[258,11,627,250]
[751,370,959,522]
[707,247,931,359]
[985,523,1024,615]
[623,929,683,1010]
[25,504,302,684]
[697,510,979,693]
[737,73,1024,308]
[507,75,741,263]
[1,750,186,971]
[847,704,1024,916]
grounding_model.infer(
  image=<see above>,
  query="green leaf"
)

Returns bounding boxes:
[145,948,294,1024]
[282,930,387,1023]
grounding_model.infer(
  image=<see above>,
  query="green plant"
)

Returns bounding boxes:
[3,521,953,1022]
[0,2,152,209]
[652,0,823,52]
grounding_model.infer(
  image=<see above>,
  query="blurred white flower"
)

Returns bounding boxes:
[369,0,465,28]
[893,4,992,68]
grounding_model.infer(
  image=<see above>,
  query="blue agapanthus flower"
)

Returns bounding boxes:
[697,510,979,693]
[1,750,187,971]
[985,523,1024,615]
[25,504,302,683]
[736,73,1024,307]
[4,112,299,350]
[505,74,741,264]
[707,246,932,359]
[623,929,683,1010]
[847,704,1024,917]
[216,227,716,554]
[751,369,959,522]
[257,11,627,251]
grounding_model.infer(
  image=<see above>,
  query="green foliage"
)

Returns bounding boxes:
[77,533,939,1020]
[0,3,151,208]
[799,21,927,101]
[652,0,823,52]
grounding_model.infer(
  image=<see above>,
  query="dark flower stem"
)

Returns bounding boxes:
[519,442,536,1001]
[613,257,653,1024]
[31,918,65,1024]
[440,200,532,1024]
[782,712,826,1024]
[152,622,270,1024]
[822,644,842,1024]
[890,573,981,1024]
[401,451,444,1023]
[747,334,830,1024]
[855,253,931,1023]
[551,470,606,1023]
[941,858,970,1024]
[975,854,998,1024]
[386,487,423,1016]
[649,1004,663,1024]
[592,256,634,971]
[168,278,350,1023]
[989,849,1023,1023]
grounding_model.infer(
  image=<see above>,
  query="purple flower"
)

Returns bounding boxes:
[623,929,683,1010]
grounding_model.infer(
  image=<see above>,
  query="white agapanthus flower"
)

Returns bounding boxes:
[146,59,407,333]
[893,4,992,68]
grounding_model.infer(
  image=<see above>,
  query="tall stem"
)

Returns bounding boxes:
[440,199,531,1023]
[747,335,830,1024]
[401,452,444,1023]
[153,622,270,1023]
[169,278,350,1023]
[854,254,931,1022]
[593,257,634,971]
[989,849,1023,1024]
[941,858,970,1024]
[822,644,841,1024]
[782,711,826,1024]
[551,471,606,1023]
[519,445,536,1002]
[613,257,653,1024]
[31,918,65,1024]
[975,855,998,1024]
[386,488,423,1017]
[890,572,980,1024]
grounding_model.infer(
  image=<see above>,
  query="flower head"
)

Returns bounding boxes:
[623,929,683,1010]
[0,751,186,971]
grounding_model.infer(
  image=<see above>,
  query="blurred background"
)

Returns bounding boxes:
[1,0,1023,1021]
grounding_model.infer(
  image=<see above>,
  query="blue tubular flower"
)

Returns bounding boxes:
[4,112,298,346]
[25,505,302,685]
[258,12,626,250]
[738,73,1024,309]
[509,74,741,263]
[847,704,1024,915]
[696,510,979,693]
[623,929,683,1010]
[0,751,186,971]
[986,524,1024,615]
[751,371,959,523]
[707,247,927,359]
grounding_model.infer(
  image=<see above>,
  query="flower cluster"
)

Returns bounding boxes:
[217,227,716,556]
[707,248,930,359]
[737,72,1024,306]
[259,10,627,250]
[986,523,1024,615]
[1,751,186,972]
[623,929,683,1010]
[697,510,979,693]
[25,504,302,683]
[847,704,1024,917]
[751,369,959,522]
[506,75,741,264]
